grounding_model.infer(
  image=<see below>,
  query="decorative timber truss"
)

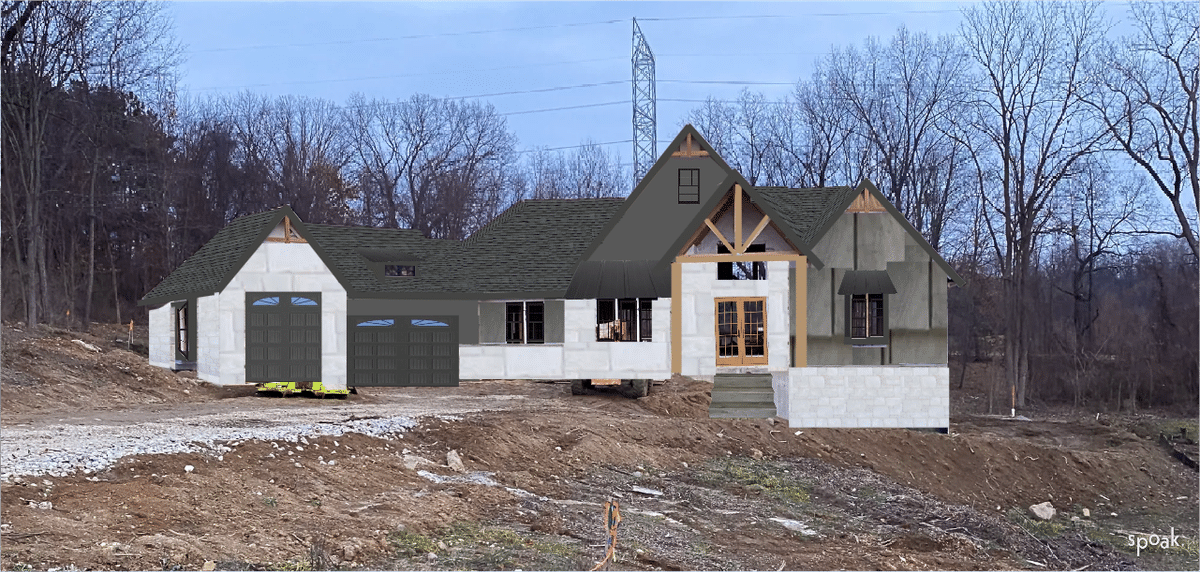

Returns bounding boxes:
[266,217,307,243]
[669,184,809,372]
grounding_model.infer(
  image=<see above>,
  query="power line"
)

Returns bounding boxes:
[186,19,626,54]
[446,81,626,101]
[502,101,625,116]
[660,79,795,86]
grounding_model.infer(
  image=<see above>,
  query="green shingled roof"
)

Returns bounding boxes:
[755,186,859,246]
[141,209,281,306]
[142,179,955,305]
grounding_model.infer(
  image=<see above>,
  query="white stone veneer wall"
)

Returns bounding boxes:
[195,294,220,382]
[148,303,173,369]
[217,241,348,389]
[787,366,949,428]
[678,261,790,378]
[458,298,672,380]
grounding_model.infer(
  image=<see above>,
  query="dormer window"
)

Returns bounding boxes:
[385,264,416,277]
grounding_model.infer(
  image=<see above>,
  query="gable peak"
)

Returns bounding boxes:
[671,131,710,158]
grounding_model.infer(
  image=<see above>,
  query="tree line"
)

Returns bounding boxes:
[3,1,1196,411]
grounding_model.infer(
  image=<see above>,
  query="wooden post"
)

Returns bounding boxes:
[671,261,682,375]
[794,257,807,368]
[734,184,743,253]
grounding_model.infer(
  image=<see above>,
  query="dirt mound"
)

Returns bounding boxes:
[2,322,1197,570]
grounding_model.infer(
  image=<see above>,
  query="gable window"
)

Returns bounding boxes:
[678,169,699,204]
[505,301,544,344]
[385,264,416,277]
[597,298,653,342]
[717,244,767,280]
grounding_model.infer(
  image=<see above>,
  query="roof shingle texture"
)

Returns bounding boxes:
[142,210,278,305]
[755,186,858,246]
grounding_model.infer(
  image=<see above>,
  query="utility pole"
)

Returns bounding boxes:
[631,18,656,187]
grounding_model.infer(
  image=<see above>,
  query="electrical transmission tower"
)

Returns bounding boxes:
[631,18,656,186]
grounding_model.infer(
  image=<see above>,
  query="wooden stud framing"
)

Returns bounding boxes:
[671,261,683,374]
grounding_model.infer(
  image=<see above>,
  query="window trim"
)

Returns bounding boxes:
[678,168,700,204]
[597,298,654,342]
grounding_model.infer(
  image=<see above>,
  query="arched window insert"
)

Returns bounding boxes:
[252,296,280,306]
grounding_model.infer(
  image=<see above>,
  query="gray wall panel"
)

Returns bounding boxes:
[852,346,885,366]
[856,213,888,270]
[806,336,853,365]
[931,266,949,329]
[478,302,505,344]
[812,213,853,268]
[806,266,831,336]
[590,156,730,261]
[545,300,564,343]
[887,260,929,330]
[348,298,480,344]
[890,329,948,364]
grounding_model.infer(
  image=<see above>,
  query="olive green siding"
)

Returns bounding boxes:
[479,302,505,343]
[588,155,730,262]
[544,300,565,343]
[347,298,480,344]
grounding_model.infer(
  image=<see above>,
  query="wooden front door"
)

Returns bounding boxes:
[715,297,768,366]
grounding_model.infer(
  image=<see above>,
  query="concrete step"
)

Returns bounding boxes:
[710,391,776,404]
[713,377,773,390]
[708,407,779,419]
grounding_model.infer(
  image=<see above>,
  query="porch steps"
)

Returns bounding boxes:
[709,373,777,419]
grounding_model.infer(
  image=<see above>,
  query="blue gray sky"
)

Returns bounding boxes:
[170,1,978,162]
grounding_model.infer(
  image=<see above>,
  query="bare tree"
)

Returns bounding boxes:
[958,0,1109,407]
[346,93,517,238]
[1084,1,1199,259]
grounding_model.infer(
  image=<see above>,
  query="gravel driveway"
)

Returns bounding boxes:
[1,392,549,480]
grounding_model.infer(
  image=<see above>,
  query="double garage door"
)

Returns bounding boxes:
[348,315,459,387]
[245,292,458,387]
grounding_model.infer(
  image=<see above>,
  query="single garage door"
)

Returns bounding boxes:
[246,292,321,382]
[348,315,459,387]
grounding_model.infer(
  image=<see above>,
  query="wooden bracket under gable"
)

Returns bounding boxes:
[671,132,710,158]
[846,188,885,213]
[266,216,308,243]
[683,184,783,256]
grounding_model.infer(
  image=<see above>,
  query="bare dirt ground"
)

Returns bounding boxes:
[1,323,1197,571]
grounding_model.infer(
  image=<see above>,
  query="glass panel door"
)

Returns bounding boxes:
[716,300,741,363]
[714,297,768,366]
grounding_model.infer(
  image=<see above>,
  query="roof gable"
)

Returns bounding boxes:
[808,179,964,284]
[577,125,745,263]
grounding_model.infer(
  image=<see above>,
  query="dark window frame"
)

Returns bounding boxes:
[597,298,654,342]
[846,293,888,344]
[174,301,189,360]
[505,301,545,344]
[678,168,700,204]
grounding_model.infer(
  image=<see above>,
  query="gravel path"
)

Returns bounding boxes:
[0,394,541,480]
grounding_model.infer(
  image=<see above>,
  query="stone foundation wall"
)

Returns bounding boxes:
[786,366,948,428]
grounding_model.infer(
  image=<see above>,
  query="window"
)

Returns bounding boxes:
[678,168,699,203]
[175,303,189,359]
[717,244,767,280]
[850,294,885,339]
[505,301,544,344]
[251,296,280,306]
[597,298,654,342]
[291,296,318,306]
[385,264,416,277]
[357,319,395,327]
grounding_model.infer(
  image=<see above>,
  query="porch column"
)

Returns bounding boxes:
[794,256,807,367]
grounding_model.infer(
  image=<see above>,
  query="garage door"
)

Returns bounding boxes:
[246,293,321,382]
[348,315,459,387]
